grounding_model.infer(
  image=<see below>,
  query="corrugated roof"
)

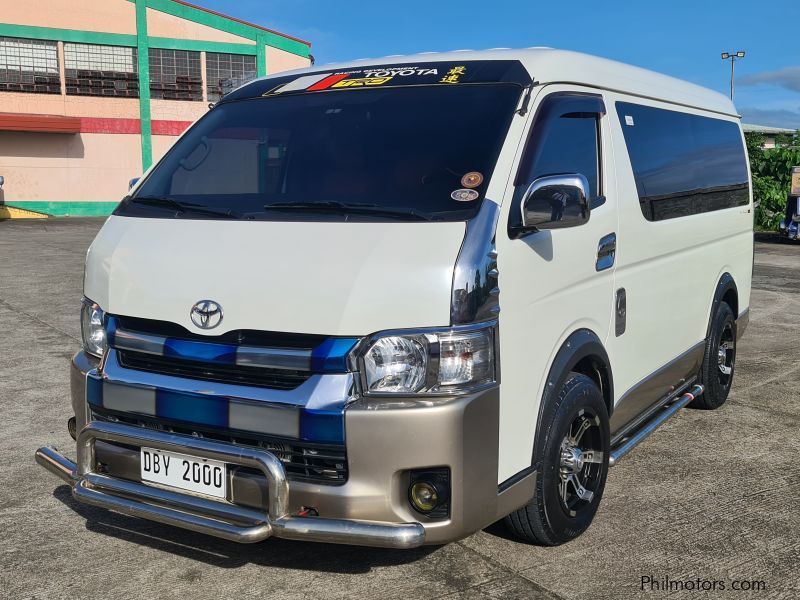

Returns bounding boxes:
[742,123,797,134]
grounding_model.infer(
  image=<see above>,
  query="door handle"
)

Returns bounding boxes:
[596,233,616,271]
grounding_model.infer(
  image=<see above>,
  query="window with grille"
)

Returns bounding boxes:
[0,37,60,94]
[206,52,257,102]
[149,48,202,101]
[64,43,138,97]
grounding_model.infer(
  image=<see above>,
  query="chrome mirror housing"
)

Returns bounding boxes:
[520,173,590,231]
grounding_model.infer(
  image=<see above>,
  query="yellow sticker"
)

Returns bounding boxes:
[440,66,466,84]
[331,76,393,88]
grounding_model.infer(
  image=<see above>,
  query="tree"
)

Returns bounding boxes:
[746,131,800,230]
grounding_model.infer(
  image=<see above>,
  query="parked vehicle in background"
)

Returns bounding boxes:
[36,48,753,548]
[779,167,800,239]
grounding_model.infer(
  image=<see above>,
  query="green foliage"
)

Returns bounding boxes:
[745,131,800,230]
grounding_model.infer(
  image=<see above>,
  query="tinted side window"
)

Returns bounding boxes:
[516,95,601,199]
[509,93,603,232]
[616,102,749,221]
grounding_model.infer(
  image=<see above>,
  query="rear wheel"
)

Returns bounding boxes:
[691,301,736,410]
[505,373,609,546]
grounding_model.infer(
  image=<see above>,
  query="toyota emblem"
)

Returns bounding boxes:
[190,300,223,330]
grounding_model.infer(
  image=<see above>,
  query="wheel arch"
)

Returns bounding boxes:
[708,273,739,338]
[532,329,613,466]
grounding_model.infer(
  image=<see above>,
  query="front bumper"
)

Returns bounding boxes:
[36,420,425,548]
[40,351,526,547]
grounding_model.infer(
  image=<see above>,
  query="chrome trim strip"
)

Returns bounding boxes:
[112,329,165,356]
[110,326,314,371]
[103,349,354,410]
[451,200,501,325]
[235,346,311,370]
[35,422,426,548]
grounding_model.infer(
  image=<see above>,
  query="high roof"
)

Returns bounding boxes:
[260,48,736,117]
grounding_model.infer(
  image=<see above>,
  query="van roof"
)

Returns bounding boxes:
[244,48,737,117]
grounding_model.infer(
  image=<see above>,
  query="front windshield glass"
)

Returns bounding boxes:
[118,83,523,222]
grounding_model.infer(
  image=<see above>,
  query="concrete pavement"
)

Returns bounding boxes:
[1,219,798,599]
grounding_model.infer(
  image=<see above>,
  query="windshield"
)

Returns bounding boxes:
[118,83,523,222]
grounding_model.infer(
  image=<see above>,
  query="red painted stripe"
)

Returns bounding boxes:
[79,117,140,134]
[306,74,350,91]
[0,112,81,133]
[151,120,193,136]
[0,114,192,136]
[78,117,192,135]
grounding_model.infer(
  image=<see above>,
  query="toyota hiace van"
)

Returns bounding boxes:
[37,48,753,548]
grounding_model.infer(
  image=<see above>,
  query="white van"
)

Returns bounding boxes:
[37,48,753,548]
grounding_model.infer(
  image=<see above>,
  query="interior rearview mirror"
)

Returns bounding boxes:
[521,174,591,231]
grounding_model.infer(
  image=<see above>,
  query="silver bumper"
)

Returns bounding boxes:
[35,420,425,548]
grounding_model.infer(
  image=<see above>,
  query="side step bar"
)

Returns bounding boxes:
[609,384,704,467]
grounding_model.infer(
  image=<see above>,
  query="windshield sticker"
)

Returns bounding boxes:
[236,61,531,102]
[451,188,480,202]
[267,66,448,95]
[331,76,393,88]
[440,65,466,84]
[262,61,533,97]
[461,171,484,188]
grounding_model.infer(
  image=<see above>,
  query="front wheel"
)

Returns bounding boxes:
[505,373,609,546]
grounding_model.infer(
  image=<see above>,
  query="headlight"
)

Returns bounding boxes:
[363,335,428,392]
[80,298,106,357]
[360,324,495,394]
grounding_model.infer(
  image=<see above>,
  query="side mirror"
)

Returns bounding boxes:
[128,177,140,191]
[520,174,590,231]
[0,175,5,189]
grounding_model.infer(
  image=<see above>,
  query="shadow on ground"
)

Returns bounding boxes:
[53,486,439,574]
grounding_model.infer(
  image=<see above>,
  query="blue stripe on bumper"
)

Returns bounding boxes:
[156,389,230,428]
[86,368,344,443]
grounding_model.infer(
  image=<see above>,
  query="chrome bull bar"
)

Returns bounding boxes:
[35,421,426,548]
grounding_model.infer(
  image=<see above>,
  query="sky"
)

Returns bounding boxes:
[204,0,800,128]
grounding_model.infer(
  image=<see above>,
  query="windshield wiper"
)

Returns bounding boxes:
[262,201,432,221]
[127,196,241,219]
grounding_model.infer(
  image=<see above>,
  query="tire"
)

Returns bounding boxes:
[691,301,737,410]
[505,373,610,546]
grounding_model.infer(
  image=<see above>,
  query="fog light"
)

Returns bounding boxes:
[409,481,440,513]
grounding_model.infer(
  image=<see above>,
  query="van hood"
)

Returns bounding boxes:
[84,216,466,337]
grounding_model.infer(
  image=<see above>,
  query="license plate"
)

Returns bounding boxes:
[140,447,227,499]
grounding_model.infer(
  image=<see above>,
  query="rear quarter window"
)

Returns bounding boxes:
[616,102,749,221]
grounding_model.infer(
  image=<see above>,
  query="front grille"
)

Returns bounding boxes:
[118,350,311,391]
[92,408,348,485]
[114,314,327,348]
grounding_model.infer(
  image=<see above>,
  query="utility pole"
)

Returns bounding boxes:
[721,51,745,102]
